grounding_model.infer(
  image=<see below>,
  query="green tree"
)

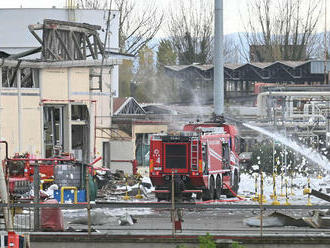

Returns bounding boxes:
[198,233,216,248]
[134,45,156,102]
[154,39,179,103]
[118,60,133,97]
[157,39,177,71]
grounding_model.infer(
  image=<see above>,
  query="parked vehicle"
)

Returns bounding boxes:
[149,122,240,201]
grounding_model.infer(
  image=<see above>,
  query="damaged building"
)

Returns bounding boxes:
[0,9,169,174]
[0,18,125,168]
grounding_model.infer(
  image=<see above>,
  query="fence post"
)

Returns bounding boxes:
[33,163,40,231]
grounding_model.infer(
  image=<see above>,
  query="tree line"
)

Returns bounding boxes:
[78,0,327,103]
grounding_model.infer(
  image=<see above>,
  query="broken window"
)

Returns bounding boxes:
[44,106,64,158]
[2,67,17,87]
[71,105,89,121]
[1,67,39,88]
[89,68,102,91]
[21,68,39,88]
[71,105,90,162]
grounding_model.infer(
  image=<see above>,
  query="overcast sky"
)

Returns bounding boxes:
[0,0,327,35]
[0,0,248,34]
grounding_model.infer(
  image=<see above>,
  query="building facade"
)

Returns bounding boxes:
[0,59,118,166]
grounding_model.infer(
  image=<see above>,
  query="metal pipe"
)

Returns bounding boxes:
[214,0,224,115]
[0,141,9,160]
[89,156,102,166]
[17,68,22,152]
[33,163,40,231]
[0,58,122,69]
[257,91,330,116]
[68,68,72,155]
[94,100,97,159]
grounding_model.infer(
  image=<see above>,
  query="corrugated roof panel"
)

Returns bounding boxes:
[278,60,309,68]
[250,62,273,69]
[192,64,213,71]
[164,65,191,71]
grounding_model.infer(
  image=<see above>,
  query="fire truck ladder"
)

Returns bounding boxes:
[191,138,199,171]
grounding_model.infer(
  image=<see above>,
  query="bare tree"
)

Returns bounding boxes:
[167,0,214,64]
[240,0,322,62]
[166,1,240,65]
[78,0,108,8]
[224,36,241,64]
[78,0,164,55]
[115,0,164,55]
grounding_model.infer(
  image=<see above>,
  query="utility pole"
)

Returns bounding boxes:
[214,0,224,116]
[324,0,328,85]
[324,0,330,149]
[33,163,40,231]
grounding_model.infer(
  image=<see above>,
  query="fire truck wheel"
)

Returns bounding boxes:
[209,176,215,200]
[226,172,239,198]
[202,189,211,201]
[233,172,239,193]
[215,176,222,199]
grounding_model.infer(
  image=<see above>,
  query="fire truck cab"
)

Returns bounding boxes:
[149,123,240,201]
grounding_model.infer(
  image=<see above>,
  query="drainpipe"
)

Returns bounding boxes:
[17,69,22,152]
[67,68,72,155]
[39,69,45,157]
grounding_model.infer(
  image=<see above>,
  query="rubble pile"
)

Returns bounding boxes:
[97,170,152,198]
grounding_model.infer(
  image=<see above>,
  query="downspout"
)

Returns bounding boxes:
[39,69,45,157]
[17,68,22,152]
[67,68,72,155]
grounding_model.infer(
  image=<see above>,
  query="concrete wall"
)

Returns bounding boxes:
[0,87,41,158]
[109,140,134,174]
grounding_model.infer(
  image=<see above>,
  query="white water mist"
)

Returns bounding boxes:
[243,123,330,172]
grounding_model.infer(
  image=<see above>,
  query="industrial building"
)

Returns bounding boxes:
[0,18,121,168]
[0,9,169,173]
[165,61,330,105]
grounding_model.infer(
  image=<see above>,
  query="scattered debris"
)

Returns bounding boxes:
[245,211,330,229]
[70,211,116,225]
[244,212,307,227]
[66,227,98,233]
[97,170,153,199]
[118,212,137,226]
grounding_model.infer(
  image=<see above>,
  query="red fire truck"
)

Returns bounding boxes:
[149,122,240,201]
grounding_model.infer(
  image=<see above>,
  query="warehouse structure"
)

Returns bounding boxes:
[165,61,330,104]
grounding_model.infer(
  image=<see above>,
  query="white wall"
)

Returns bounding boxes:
[109,141,134,174]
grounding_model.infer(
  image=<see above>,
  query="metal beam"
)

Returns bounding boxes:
[0,58,122,68]
[54,30,73,60]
